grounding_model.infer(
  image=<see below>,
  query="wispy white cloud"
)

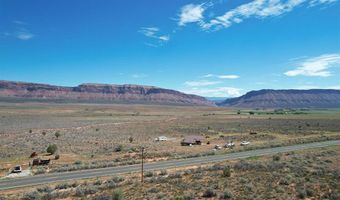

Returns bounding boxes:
[309,0,337,7]
[178,4,206,26]
[131,73,147,78]
[284,53,340,77]
[203,74,214,78]
[328,85,340,89]
[144,42,159,48]
[16,30,35,40]
[203,74,240,79]
[0,32,11,38]
[255,81,266,85]
[294,85,340,89]
[1,21,35,41]
[197,0,338,30]
[12,20,28,25]
[183,76,242,97]
[139,0,337,45]
[158,35,170,42]
[182,87,243,97]
[293,85,320,89]
[217,75,240,79]
[139,27,170,47]
[184,80,221,87]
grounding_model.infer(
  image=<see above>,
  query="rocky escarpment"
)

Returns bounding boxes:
[219,89,340,108]
[0,80,215,106]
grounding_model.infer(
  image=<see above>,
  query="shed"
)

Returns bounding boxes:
[181,135,204,146]
[32,158,50,166]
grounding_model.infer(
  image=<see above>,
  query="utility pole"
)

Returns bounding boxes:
[141,147,145,183]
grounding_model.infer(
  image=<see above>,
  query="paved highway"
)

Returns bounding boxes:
[0,140,339,191]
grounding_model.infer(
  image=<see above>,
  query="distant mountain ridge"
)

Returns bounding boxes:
[0,80,214,106]
[205,97,228,103]
[2,81,340,108]
[218,89,340,108]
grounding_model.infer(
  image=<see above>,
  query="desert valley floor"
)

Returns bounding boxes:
[0,103,339,199]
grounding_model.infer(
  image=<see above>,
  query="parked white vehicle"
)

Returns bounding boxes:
[224,142,235,148]
[11,165,22,173]
[155,136,168,142]
[240,141,250,146]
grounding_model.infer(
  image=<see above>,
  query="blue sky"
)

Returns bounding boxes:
[1,0,340,97]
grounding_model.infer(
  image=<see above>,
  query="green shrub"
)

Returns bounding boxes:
[92,194,110,200]
[279,174,293,185]
[35,166,46,175]
[203,188,216,198]
[114,145,123,152]
[111,176,125,183]
[128,136,133,143]
[184,192,196,200]
[94,179,102,186]
[23,191,40,200]
[75,186,98,197]
[147,187,159,193]
[297,188,306,199]
[112,189,123,200]
[174,195,185,200]
[74,160,82,165]
[75,187,85,197]
[174,196,184,200]
[244,183,255,193]
[219,190,233,199]
[273,154,281,161]
[159,169,168,176]
[37,185,52,193]
[145,171,154,177]
[169,172,183,179]
[55,183,70,190]
[306,187,315,197]
[222,167,231,177]
[46,144,58,155]
[55,131,61,139]
[156,192,165,199]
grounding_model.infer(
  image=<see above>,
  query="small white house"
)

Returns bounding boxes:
[155,136,168,142]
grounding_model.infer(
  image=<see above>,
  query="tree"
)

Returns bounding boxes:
[47,144,58,155]
[55,131,61,139]
[128,136,133,143]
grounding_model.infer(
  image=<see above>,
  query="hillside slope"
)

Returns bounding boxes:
[0,80,215,106]
[219,89,340,108]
